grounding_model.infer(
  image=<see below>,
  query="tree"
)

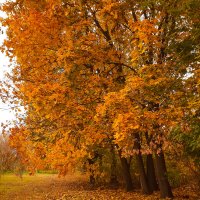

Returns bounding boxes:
[0,134,23,176]
[1,0,199,198]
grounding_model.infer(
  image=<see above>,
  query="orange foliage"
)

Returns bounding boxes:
[0,0,198,180]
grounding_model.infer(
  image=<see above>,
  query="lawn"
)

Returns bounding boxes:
[0,173,54,199]
[0,173,199,200]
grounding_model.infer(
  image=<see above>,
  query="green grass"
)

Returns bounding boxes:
[37,169,58,174]
[0,173,52,194]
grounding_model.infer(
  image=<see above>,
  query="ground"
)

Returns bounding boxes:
[0,174,199,200]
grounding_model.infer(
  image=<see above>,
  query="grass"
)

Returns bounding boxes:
[0,173,54,199]
[0,173,199,200]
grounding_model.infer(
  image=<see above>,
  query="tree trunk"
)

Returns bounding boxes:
[146,154,158,191]
[145,132,158,191]
[88,159,95,185]
[88,151,100,185]
[135,133,152,194]
[155,151,173,198]
[89,174,95,185]
[119,155,133,191]
[110,145,119,186]
[136,153,152,194]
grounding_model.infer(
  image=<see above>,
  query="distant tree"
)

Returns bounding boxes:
[0,134,24,177]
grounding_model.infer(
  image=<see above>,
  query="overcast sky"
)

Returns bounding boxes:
[0,0,16,130]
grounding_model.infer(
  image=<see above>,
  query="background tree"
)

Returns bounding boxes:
[0,134,24,176]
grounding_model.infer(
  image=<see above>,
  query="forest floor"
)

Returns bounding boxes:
[0,173,199,200]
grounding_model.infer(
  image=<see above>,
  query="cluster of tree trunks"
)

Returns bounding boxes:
[119,150,173,198]
[88,137,173,199]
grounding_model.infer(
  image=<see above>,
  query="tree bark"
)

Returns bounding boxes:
[155,151,173,198]
[146,154,158,191]
[119,151,133,191]
[87,151,101,185]
[136,153,152,194]
[145,132,158,191]
[110,145,119,186]
[89,173,95,185]
[135,134,152,194]
[88,158,95,185]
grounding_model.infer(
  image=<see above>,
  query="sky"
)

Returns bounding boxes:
[0,0,16,130]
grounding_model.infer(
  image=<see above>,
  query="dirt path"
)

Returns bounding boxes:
[0,174,199,200]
